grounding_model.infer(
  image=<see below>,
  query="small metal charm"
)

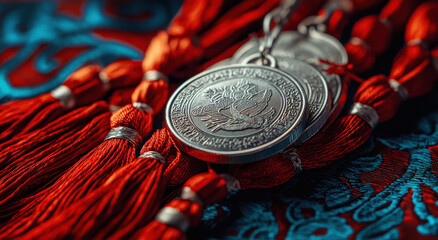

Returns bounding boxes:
[166,65,308,164]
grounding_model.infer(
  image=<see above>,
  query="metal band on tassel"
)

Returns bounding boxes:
[109,105,120,113]
[143,70,168,83]
[51,85,75,108]
[407,39,430,51]
[388,79,408,101]
[181,187,203,206]
[104,126,142,145]
[281,147,302,172]
[350,37,371,51]
[139,151,165,164]
[133,102,153,114]
[98,71,111,92]
[349,102,379,129]
[155,207,190,232]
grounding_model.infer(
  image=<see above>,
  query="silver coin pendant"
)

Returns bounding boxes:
[166,65,308,164]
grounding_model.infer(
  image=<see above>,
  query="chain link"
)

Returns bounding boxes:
[258,0,302,58]
[298,0,352,34]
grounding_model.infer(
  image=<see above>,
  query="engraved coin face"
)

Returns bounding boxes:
[232,30,348,121]
[240,55,331,145]
[166,65,308,164]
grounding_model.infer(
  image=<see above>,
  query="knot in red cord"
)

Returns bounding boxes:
[319,59,365,83]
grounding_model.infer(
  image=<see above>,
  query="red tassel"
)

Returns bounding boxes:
[200,0,282,59]
[405,1,438,45]
[347,16,392,72]
[0,58,143,143]
[346,0,421,73]
[182,170,228,206]
[130,1,214,123]
[397,58,438,98]
[141,31,203,75]
[131,77,169,115]
[108,87,135,112]
[0,65,105,142]
[0,59,146,225]
[167,0,225,37]
[141,128,207,187]
[7,146,215,239]
[5,3,247,236]
[390,43,430,79]
[354,75,402,122]
[12,155,165,240]
[380,0,421,32]
[344,42,375,73]
[0,101,110,222]
[133,171,228,240]
[0,103,151,238]
[5,128,207,239]
[100,59,143,89]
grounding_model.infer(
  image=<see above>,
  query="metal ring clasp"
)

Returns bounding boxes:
[297,0,349,35]
[241,53,278,68]
[259,0,302,56]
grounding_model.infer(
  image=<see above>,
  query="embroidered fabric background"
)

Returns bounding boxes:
[1,1,437,239]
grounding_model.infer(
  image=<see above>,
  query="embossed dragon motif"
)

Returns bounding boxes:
[192,81,275,132]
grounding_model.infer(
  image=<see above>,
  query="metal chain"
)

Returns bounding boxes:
[258,0,302,57]
[297,0,352,34]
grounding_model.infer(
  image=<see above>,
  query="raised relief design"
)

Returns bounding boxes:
[191,81,275,132]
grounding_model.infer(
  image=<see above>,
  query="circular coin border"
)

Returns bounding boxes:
[165,64,308,164]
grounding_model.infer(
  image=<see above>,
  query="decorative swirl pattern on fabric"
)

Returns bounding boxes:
[0,0,180,102]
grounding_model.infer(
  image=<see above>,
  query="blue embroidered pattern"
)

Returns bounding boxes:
[0,0,180,101]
